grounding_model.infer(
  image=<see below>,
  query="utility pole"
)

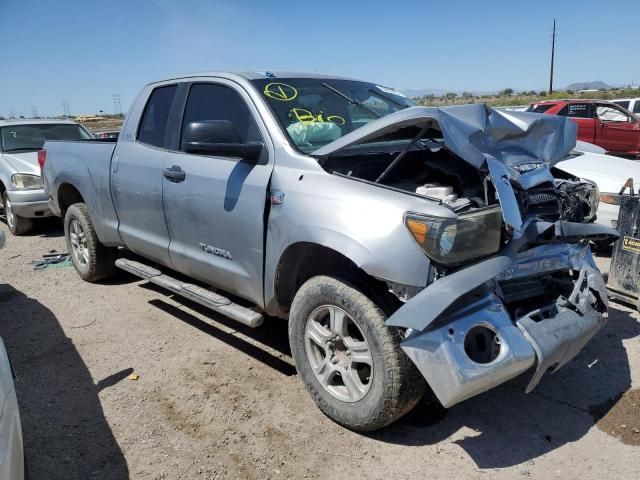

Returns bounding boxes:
[62,101,71,118]
[549,19,557,94]
[112,94,122,116]
[31,106,38,118]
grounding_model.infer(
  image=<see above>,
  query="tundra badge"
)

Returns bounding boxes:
[199,242,233,260]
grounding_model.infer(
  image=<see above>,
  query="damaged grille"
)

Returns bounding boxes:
[500,271,575,319]
[516,184,561,221]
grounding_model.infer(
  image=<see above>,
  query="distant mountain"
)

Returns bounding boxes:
[564,81,612,91]
[401,88,494,98]
[401,88,448,98]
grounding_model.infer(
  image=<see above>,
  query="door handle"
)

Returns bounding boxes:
[163,165,186,182]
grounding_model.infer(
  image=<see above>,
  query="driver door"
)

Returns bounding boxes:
[595,103,640,154]
[161,81,274,307]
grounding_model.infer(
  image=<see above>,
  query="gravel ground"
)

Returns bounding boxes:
[0,219,639,480]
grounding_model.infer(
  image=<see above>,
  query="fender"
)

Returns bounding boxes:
[262,166,447,317]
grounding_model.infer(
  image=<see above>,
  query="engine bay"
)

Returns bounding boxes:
[321,145,491,213]
[321,144,598,223]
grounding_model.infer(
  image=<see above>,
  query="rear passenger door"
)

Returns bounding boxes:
[162,80,273,307]
[111,84,177,265]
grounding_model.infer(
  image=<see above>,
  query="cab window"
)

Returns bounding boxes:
[137,85,177,148]
[557,103,592,118]
[180,83,262,148]
[528,104,555,113]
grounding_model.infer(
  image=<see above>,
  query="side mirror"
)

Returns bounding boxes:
[182,120,263,161]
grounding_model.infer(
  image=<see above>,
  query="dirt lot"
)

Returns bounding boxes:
[1,220,639,480]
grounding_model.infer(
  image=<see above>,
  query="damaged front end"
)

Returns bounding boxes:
[313,104,618,408]
[393,242,610,407]
[366,104,620,408]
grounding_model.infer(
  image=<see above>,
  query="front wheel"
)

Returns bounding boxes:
[2,192,33,236]
[289,276,424,431]
[64,203,117,282]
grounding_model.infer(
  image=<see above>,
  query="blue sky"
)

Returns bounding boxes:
[1,0,638,117]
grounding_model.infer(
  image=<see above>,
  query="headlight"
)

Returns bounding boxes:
[11,174,43,190]
[582,183,599,222]
[405,206,503,266]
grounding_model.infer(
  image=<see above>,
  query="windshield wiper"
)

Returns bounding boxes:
[322,82,381,119]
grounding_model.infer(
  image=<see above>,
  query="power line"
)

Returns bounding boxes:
[549,19,557,94]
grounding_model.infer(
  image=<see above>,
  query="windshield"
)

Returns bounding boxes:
[251,77,414,152]
[0,124,91,152]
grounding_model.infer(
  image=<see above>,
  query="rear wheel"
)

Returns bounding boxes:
[64,203,117,282]
[2,192,33,236]
[289,275,424,431]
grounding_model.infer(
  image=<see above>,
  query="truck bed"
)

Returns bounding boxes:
[43,139,122,246]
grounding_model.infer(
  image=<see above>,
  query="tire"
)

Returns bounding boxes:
[2,192,34,236]
[64,203,117,282]
[289,275,425,431]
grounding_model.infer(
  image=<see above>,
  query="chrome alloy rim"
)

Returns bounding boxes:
[69,219,89,266]
[5,198,15,229]
[304,305,373,402]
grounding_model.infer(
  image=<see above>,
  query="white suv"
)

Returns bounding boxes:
[612,98,640,118]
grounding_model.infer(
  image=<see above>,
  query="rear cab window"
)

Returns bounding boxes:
[137,85,178,148]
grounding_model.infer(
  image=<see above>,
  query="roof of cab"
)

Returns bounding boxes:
[146,70,363,86]
[0,119,79,127]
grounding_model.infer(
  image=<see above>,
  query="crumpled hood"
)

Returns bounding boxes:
[0,151,40,176]
[312,104,577,169]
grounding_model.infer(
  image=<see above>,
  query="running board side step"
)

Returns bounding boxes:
[115,259,264,328]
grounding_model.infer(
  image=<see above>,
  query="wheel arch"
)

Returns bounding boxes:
[271,242,400,318]
[57,183,85,219]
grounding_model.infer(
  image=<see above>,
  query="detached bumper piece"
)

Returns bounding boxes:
[393,245,609,409]
[516,265,607,393]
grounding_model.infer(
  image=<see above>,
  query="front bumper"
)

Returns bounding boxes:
[5,188,52,218]
[390,242,610,408]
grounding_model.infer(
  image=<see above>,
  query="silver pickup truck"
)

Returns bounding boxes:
[42,72,618,431]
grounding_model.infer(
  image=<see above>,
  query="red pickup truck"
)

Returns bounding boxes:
[527,99,640,157]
